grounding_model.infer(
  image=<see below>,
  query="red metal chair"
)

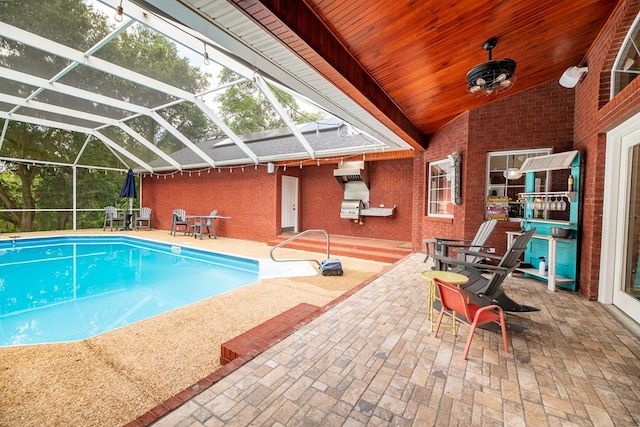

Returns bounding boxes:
[433,277,509,360]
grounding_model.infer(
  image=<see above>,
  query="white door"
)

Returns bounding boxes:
[601,113,640,324]
[281,176,298,232]
[614,134,640,321]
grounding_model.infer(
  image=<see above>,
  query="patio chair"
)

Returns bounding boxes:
[429,228,538,312]
[171,208,190,236]
[433,277,509,360]
[103,206,125,231]
[424,219,498,269]
[134,207,152,230]
[192,210,217,239]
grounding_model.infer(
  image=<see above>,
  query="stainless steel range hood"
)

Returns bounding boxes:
[333,161,397,219]
[334,161,370,210]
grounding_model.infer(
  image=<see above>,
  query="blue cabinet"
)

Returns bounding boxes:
[517,151,580,291]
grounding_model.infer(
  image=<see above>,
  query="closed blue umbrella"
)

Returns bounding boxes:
[120,168,137,199]
[120,169,137,230]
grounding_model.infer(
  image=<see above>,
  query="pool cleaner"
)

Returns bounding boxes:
[320,258,343,276]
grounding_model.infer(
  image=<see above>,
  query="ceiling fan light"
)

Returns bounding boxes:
[466,39,516,95]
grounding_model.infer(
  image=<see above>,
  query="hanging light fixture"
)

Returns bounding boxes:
[503,168,522,180]
[466,38,516,95]
[203,43,211,66]
[114,0,124,23]
[503,154,522,179]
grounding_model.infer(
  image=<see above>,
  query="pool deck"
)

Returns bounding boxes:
[132,249,640,426]
[2,230,639,426]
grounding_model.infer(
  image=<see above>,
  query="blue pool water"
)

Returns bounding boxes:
[0,235,259,346]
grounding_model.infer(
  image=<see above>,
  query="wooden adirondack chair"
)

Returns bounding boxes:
[135,207,152,230]
[424,219,498,269]
[171,208,190,236]
[103,206,125,231]
[430,228,538,312]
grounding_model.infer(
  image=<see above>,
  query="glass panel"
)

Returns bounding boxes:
[57,64,178,109]
[486,150,551,220]
[16,107,103,129]
[92,23,213,93]
[613,15,640,97]
[624,145,640,300]
[0,77,38,98]
[77,139,126,169]
[0,39,75,80]
[0,124,85,164]
[0,1,108,51]
[32,90,136,121]
[427,160,453,217]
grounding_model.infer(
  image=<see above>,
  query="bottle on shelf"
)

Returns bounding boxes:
[538,257,548,276]
[568,174,574,192]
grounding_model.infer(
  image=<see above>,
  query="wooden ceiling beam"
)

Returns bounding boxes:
[231,0,428,150]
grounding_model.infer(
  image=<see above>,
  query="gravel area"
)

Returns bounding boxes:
[0,231,388,426]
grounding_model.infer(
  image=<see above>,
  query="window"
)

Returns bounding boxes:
[612,12,640,98]
[486,149,550,220]
[427,159,454,217]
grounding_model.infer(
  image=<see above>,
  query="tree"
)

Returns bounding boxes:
[215,69,323,134]
[0,0,214,231]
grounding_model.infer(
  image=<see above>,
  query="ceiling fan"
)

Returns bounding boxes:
[466,38,516,95]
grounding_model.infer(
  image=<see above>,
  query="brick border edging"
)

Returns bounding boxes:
[123,256,406,427]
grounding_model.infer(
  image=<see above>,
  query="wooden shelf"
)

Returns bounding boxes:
[515,267,574,284]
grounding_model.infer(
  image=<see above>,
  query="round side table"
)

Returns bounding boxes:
[421,270,469,333]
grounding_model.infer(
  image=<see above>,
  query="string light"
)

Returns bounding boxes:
[203,43,211,66]
[114,0,124,22]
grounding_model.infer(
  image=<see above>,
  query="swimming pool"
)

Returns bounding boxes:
[0,235,259,346]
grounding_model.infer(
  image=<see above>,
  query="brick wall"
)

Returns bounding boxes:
[142,166,279,242]
[299,160,413,241]
[421,113,469,246]
[422,81,575,256]
[142,159,413,243]
[468,81,576,255]
[140,1,640,303]
[573,0,640,299]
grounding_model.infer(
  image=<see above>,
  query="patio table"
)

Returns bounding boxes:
[188,215,229,239]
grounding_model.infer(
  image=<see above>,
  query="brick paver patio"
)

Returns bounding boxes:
[146,253,640,426]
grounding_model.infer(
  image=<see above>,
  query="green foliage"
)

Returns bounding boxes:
[0,0,214,231]
[215,69,323,134]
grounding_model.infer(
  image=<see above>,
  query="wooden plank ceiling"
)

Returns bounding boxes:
[231,0,620,150]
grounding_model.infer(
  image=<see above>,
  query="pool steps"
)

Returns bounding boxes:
[266,235,410,263]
